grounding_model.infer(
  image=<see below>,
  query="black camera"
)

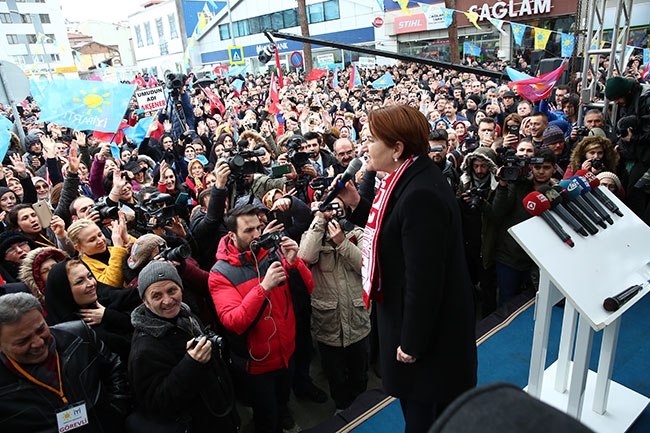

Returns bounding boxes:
[166,73,188,90]
[464,187,488,211]
[158,242,191,262]
[226,148,265,178]
[499,150,544,182]
[252,231,283,252]
[91,198,120,220]
[285,135,315,173]
[135,192,178,230]
[162,149,176,164]
[190,332,224,349]
[321,202,344,218]
[463,135,478,154]
[591,158,603,170]
[309,177,335,191]
[574,126,589,139]
[429,145,444,152]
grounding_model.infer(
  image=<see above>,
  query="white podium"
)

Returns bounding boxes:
[509,188,650,433]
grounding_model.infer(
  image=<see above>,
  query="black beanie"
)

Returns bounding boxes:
[0,230,32,258]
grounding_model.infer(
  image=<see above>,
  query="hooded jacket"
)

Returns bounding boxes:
[208,235,314,374]
[19,247,67,306]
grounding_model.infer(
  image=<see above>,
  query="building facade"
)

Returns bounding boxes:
[0,0,76,79]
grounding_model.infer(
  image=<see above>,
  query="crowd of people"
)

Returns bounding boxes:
[0,52,648,433]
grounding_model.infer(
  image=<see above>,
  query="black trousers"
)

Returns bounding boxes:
[231,361,293,433]
[318,335,370,410]
[399,398,448,433]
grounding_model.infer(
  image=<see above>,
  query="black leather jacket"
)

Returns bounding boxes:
[0,320,130,433]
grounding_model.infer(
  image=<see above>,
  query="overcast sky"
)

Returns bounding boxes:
[59,0,142,23]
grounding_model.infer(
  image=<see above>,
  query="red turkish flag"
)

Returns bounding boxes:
[305,68,328,81]
[203,86,226,115]
[268,73,281,115]
[93,120,129,144]
[131,75,146,88]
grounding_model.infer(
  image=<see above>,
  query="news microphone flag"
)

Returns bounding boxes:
[508,59,568,102]
[32,79,136,133]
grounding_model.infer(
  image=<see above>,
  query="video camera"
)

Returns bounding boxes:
[166,73,188,90]
[285,135,315,174]
[498,149,544,182]
[226,148,265,178]
[91,197,120,220]
[135,192,179,230]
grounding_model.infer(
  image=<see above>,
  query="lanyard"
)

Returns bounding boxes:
[35,233,55,248]
[8,351,68,403]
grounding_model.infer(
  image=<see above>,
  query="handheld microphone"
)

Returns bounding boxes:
[603,284,643,312]
[551,185,599,235]
[571,175,614,225]
[523,192,574,247]
[319,158,363,211]
[575,170,623,217]
[537,186,588,236]
[558,179,607,229]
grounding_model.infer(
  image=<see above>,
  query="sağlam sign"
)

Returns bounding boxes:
[468,0,552,20]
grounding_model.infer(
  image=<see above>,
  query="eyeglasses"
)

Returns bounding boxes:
[6,241,29,255]
[35,184,49,190]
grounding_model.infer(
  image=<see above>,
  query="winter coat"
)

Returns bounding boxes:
[189,186,228,270]
[208,236,314,374]
[0,320,130,433]
[128,304,237,433]
[82,246,128,288]
[298,216,370,348]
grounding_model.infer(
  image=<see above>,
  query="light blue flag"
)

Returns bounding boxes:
[505,67,532,82]
[463,42,481,57]
[0,115,12,162]
[123,116,156,148]
[510,23,526,46]
[561,34,575,58]
[110,143,121,159]
[226,65,247,77]
[0,115,12,131]
[232,79,244,94]
[371,72,395,89]
[440,7,454,28]
[32,79,136,133]
[644,48,650,67]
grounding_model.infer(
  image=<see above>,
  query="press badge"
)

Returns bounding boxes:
[56,402,89,431]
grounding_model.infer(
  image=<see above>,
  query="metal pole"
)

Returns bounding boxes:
[227,0,235,46]
[0,62,26,146]
[40,35,53,81]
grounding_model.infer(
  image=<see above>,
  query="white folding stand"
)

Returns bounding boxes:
[509,189,650,433]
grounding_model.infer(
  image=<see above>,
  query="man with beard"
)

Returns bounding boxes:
[0,293,130,432]
[456,147,499,316]
[428,130,459,191]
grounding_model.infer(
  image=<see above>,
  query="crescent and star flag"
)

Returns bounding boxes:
[268,73,281,115]
[203,86,226,115]
[508,60,568,102]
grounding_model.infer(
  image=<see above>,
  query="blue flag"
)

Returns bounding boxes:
[463,42,481,57]
[31,79,136,133]
[644,48,650,67]
[440,7,455,28]
[371,72,395,89]
[0,115,12,162]
[226,65,247,77]
[123,116,156,148]
[510,23,526,46]
[561,33,575,58]
[506,67,532,82]
[232,79,244,95]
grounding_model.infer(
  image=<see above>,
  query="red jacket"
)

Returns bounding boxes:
[208,236,313,374]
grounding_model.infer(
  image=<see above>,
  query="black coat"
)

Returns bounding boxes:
[128,305,238,433]
[349,156,477,405]
[0,320,130,433]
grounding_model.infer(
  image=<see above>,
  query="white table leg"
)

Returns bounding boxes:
[555,302,578,393]
[592,318,621,414]
[567,316,594,419]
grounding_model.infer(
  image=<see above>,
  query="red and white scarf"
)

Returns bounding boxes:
[362,156,415,308]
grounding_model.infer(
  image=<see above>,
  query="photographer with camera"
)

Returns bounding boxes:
[297,197,370,412]
[157,74,196,143]
[456,147,499,316]
[605,76,650,222]
[564,135,619,180]
[128,261,239,433]
[208,204,314,433]
[492,147,557,306]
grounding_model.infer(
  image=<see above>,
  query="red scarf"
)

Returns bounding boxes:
[362,156,415,308]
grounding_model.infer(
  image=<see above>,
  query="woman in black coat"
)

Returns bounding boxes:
[44,258,141,361]
[339,105,477,433]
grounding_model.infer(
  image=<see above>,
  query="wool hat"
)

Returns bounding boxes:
[24,134,41,149]
[502,90,516,99]
[605,76,634,100]
[128,234,165,270]
[0,230,32,259]
[589,127,607,137]
[466,94,481,106]
[542,125,565,147]
[137,260,183,299]
[596,171,622,190]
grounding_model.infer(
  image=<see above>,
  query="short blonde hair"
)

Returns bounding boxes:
[67,218,95,246]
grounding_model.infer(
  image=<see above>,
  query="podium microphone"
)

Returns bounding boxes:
[559,179,607,229]
[537,186,588,236]
[575,170,624,217]
[571,175,614,225]
[551,186,599,235]
[603,283,647,312]
[319,158,363,212]
[523,192,574,248]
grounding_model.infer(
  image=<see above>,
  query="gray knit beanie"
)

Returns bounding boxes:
[137,261,183,299]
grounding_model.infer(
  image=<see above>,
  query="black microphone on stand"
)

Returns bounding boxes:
[319,158,363,211]
[551,185,599,235]
[559,179,607,229]
[576,170,624,217]
[523,192,574,248]
[537,185,588,237]
[571,175,614,225]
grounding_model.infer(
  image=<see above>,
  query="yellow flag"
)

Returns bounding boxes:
[534,28,552,51]
[397,0,412,16]
[464,11,481,30]
[198,12,207,30]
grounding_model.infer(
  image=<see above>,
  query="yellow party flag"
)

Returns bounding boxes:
[464,11,481,30]
[198,12,207,30]
[397,0,412,16]
[534,28,552,51]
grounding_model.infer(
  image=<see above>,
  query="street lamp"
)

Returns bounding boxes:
[37,33,55,81]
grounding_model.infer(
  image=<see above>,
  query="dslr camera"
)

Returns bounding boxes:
[226,148,265,179]
[252,231,282,252]
[158,242,191,263]
[91,197,120,220]
[285,136,315,174]
[464,187,488,211]
[499,149,544,182]
[190,331,224,349]
[135,192,178,230]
